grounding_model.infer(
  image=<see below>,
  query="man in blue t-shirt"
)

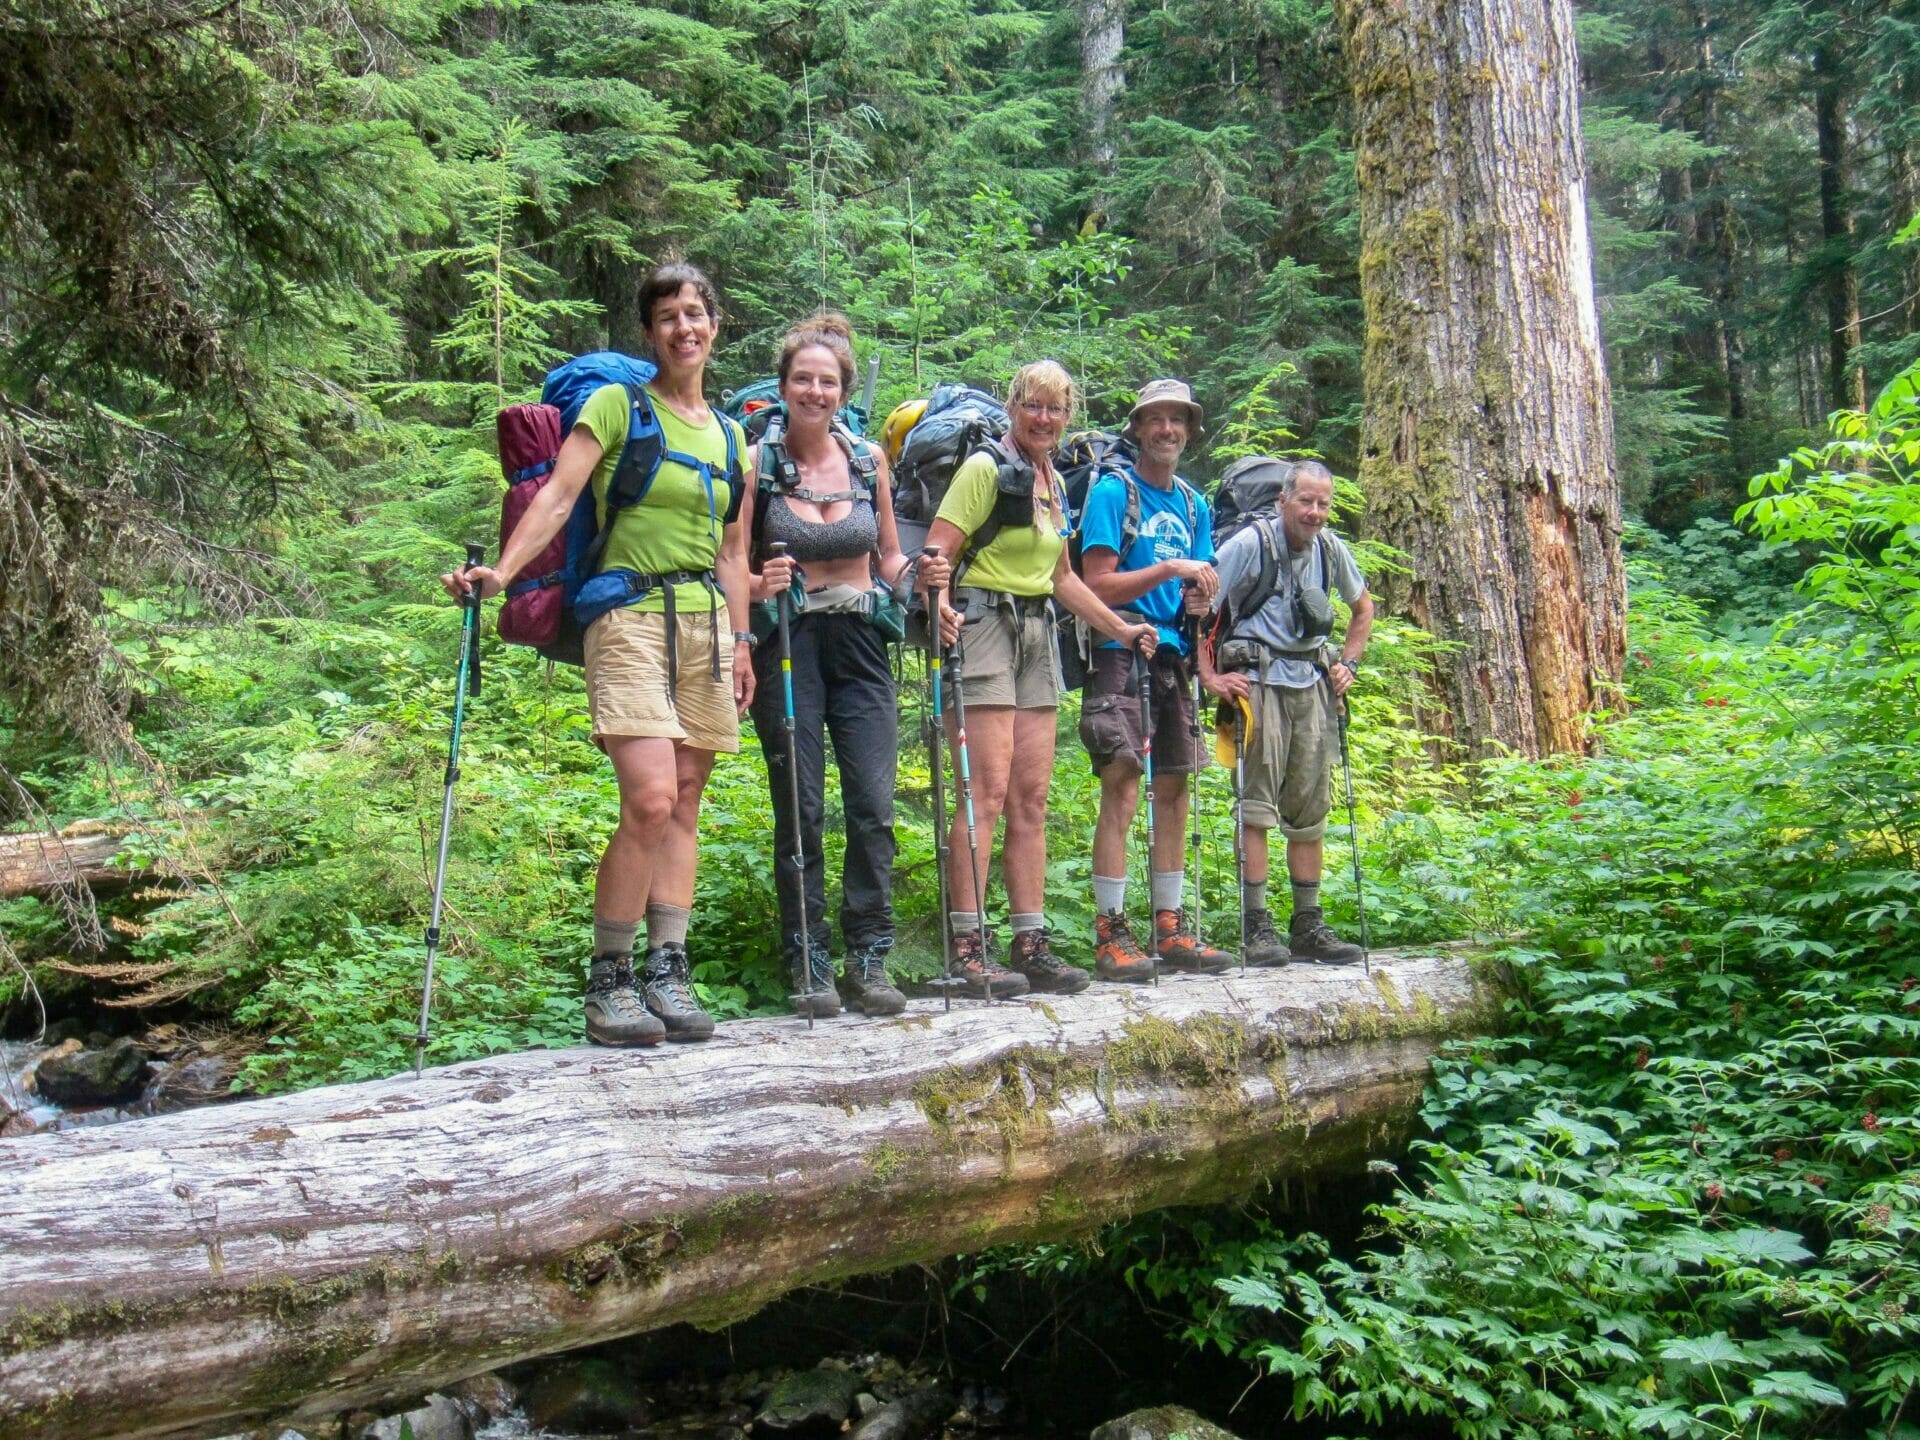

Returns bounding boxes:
[1078,379,1234,981]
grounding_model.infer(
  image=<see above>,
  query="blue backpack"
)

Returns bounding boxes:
[505,352,745,666]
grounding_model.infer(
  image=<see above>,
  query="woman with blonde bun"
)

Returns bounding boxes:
[741,313,952,1017]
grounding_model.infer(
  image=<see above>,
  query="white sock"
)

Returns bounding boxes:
[1151,870,1184,913]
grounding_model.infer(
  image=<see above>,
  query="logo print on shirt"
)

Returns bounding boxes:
[1141,509,1191,563]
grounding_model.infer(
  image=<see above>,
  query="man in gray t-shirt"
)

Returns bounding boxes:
[1200,460,1374,965]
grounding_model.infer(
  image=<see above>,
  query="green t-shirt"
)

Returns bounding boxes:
[572,383,747,615]
[934,451,1065,597]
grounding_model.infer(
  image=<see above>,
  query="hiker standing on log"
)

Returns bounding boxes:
[922,360,1158,997]
[1078,379,1233,982]
[444,263,752,1046]
[1199,460,1373,965]
[741,313,950,1018]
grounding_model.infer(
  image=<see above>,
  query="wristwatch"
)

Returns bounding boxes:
[732,630,755,646]
[1337,657,1361,677]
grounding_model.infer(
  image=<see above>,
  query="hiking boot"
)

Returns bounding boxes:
[949,929,1030,998]
[640,942,716,1041]
[839,937,908,1016]
[1243,907,1290,967]
[1154,909,1233,974]
[790,935,842,1020]
[1093,911,1156,984]
[584,954,666,1047]
[1009,927,1091,994]
[1290,908,1366,966]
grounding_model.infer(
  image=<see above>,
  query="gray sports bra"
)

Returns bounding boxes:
[762,489,878,563]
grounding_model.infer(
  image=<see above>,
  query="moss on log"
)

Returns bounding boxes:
[0,950,1497,1439]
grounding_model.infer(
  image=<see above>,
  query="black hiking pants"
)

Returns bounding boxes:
[749,610,898,957]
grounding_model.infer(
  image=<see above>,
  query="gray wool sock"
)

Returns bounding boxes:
[1242,878,1268,913]
[593,915,640,959]
[645,902,691,948]
[1093,874,1127,916]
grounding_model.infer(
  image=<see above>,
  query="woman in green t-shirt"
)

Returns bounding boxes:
[445,263,753,1049]
[922,360,1156,999]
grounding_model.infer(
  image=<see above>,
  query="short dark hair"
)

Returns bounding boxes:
[638,262,721,334]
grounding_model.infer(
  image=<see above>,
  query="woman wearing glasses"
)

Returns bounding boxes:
[923,360,1156,997]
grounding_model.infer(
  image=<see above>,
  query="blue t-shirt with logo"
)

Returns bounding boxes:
[1079,468,1215,654]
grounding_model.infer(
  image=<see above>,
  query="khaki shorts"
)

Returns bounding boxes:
[954,593,1061,709]
[583,606,740,753]
[1240,681,1332,840]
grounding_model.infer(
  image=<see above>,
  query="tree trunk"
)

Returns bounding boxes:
[0,823,143,899]
[1888,146,1920,336]
[1079,0,1126,174]
[0,953,1494,1440]
[1815,47,1866,413]
[1693,15,1745,425]
[1332,0,1625,758]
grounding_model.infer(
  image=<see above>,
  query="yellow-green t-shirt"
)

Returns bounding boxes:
[934,451,1065,597]
[572,383,747,615]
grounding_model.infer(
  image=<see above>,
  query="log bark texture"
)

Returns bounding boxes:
[0,823,142,900]
[1332,0,1626,758]
[0,951,1494,1440]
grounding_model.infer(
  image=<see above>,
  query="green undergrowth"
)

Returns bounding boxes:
[987,370,1920,1439]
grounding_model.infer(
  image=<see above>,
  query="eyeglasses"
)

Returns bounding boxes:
[1017,401,1069,420]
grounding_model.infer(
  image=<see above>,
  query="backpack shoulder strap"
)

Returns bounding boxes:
[1175,477,1200,542]
[835,423,881,497]
[1118,469,1143,555]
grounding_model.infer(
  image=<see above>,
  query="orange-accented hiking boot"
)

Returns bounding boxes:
[1153,908,1233,974]
[1093,911,1156,984]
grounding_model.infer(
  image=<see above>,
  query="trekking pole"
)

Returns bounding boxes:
[1233,699,1249,979]
[1133,636,1159,987]
[771,541,819,1028]
[1336,691,1372,977]
[921,551,960,1012]
[945,595,995,1001]
[416,541,485,1078]
[1184,605,1204,948]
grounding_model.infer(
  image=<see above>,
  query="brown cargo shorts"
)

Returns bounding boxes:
[1078,645,1199,775]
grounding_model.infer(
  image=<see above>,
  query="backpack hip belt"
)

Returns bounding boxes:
[955,584,1051,622]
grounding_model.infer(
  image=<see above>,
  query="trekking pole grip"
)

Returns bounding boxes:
[462,542,484,695]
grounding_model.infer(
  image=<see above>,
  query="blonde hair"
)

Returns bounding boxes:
[1005,360,1077,532]
[777,311,856,391]
[1006,359,1079,420]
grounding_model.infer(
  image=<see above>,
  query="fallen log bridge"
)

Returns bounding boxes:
[0,951,1496,1440]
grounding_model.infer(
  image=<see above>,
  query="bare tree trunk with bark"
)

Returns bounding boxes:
[1331,0,1626,758]
[1079,0,1125,175]
[1815,47,1867,413]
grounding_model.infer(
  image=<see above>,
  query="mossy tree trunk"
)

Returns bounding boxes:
[1332,0,1626,759]
[0,954,1493,1440]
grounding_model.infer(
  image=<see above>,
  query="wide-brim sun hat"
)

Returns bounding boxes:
[1125,377,1205,435]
